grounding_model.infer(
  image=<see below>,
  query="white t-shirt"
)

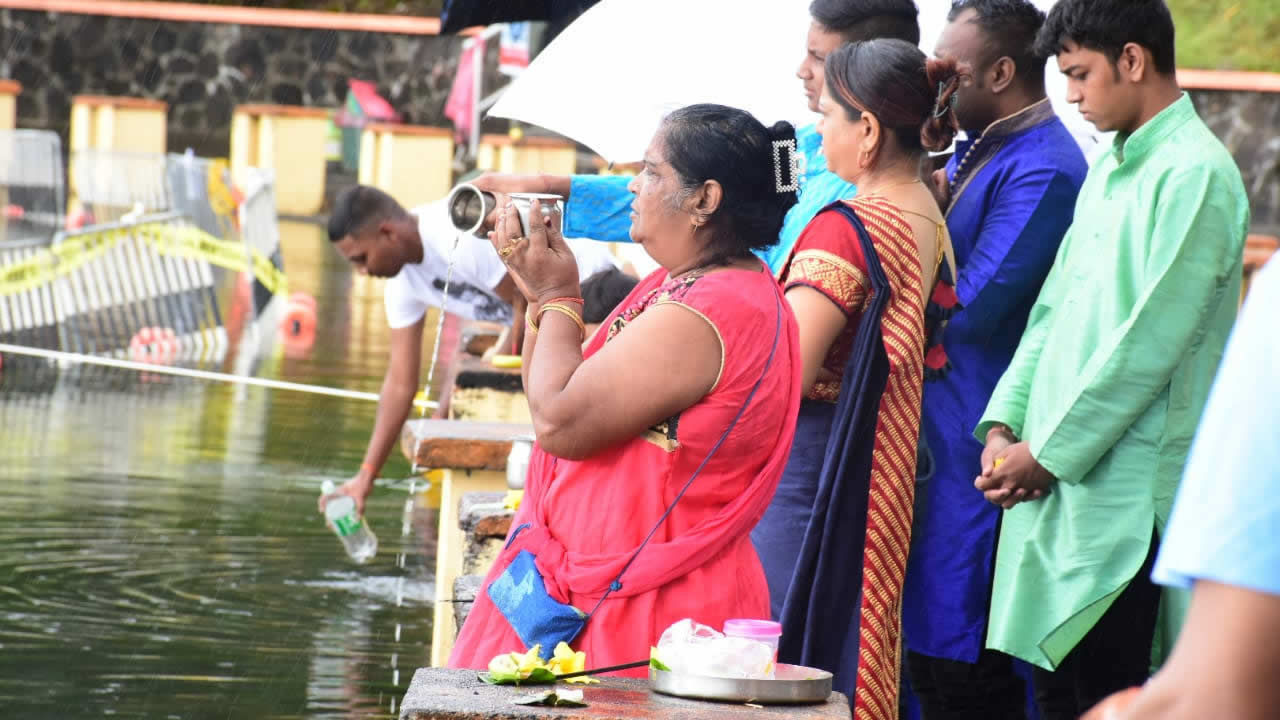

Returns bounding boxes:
[383,199,620,329]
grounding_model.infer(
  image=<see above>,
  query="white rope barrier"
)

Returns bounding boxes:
[0,342,437,409]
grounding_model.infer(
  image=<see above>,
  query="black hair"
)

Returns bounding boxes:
[580,267,640,324]
[1034,0,1176,76]
[658,104,799,265]
[826,39,962,154]
[947,0,1047,86]
[809,0,921,45]
[328,185,409,243]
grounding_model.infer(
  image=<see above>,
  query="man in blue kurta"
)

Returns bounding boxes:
[973,3,1250,719]
[902,3,1086,718]
[471,0,926,275]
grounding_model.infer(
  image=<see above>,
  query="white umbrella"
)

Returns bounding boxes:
[488,0,815,164]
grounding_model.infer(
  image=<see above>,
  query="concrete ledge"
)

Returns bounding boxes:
[1246,234,1278,272]
[400,668,852,720]
[462,324,504,357]
[456,354,524,393]
[452,575,483,632]
[71,94,167,111]
[459,491,514,540]
[401,419,534,470]
[235,103,332,119]
[1179,69,1280,94]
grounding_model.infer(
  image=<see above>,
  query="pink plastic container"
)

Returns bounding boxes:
[723,619,783,660]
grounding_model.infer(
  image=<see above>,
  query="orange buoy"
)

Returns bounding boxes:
[280,297,317,357]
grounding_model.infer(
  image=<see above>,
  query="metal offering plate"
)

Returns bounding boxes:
[649,663,834,704]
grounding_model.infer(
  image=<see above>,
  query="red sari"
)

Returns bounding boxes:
[449,261,801,675]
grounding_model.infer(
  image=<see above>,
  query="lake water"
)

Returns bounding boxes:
[0,221,442,719]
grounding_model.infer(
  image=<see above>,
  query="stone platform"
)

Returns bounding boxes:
[400,668,851,720]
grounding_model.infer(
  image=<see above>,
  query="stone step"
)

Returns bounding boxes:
[400,667,852,719]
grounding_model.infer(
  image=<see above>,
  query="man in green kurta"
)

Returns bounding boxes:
[970,2,1250,718]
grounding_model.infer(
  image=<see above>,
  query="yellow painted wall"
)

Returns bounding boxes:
[231,104,330,216]
[476,134,577,176]
[358,123,454,208]
[67,95,168,213]
[0,80,19,130]
[430,468,507,667]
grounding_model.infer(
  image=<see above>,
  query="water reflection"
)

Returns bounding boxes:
[0,221,440,718]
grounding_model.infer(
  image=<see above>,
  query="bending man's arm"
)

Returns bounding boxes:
[344,318,424,515]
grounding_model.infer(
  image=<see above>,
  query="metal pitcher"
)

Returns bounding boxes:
[445,183,564,238]
[446,183,496,238]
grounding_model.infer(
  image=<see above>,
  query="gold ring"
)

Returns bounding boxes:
[498,245,515,259]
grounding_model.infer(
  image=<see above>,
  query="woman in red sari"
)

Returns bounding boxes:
[752,40,962,719]
[449,104,803,674]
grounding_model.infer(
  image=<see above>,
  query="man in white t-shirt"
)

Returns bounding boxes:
[325,185,618,511]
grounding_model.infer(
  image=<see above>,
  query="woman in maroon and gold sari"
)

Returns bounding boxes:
[751,39,962,719]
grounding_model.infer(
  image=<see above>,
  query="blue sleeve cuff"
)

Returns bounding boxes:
[565,175,634,242]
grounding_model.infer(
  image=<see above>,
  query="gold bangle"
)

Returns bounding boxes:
[537,302,586,341]
[525,304,539,335]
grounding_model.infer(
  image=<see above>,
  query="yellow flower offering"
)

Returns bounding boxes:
[548,641,598,684]
[483,642,598,685]
[503,489,524,511]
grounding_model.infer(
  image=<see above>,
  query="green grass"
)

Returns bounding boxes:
[1168,0,1280,72]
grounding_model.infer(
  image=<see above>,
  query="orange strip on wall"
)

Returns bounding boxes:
[0,0,448,35]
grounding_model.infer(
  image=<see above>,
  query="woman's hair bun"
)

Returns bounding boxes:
[767,120,797,144]
[921,57,962,152]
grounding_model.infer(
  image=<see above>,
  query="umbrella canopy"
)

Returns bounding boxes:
[440,0,600,34]
[487,0,815,164]
[490,0,1110,164]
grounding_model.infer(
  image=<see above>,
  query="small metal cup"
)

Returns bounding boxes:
[446,183,497,237]
[508,193,564,237]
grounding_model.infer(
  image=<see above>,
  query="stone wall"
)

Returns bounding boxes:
[0,7,478,157]
[1190,88,1280,233]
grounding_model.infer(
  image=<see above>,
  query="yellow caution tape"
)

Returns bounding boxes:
[0,222,287,297]
[0,231,122,296]
[134,223,286,295]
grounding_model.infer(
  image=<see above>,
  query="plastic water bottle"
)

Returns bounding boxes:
[320,480,377,564]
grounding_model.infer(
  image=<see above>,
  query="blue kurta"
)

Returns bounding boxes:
[562,123,857,274]
[903,99,1087,663]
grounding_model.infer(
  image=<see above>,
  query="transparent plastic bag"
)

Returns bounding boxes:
[655,618,775,679]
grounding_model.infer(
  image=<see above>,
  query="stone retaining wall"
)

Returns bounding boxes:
[1,5,473,156]
[1189,88,1280,232]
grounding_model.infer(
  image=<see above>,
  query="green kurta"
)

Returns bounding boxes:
[975,94,1249,670]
